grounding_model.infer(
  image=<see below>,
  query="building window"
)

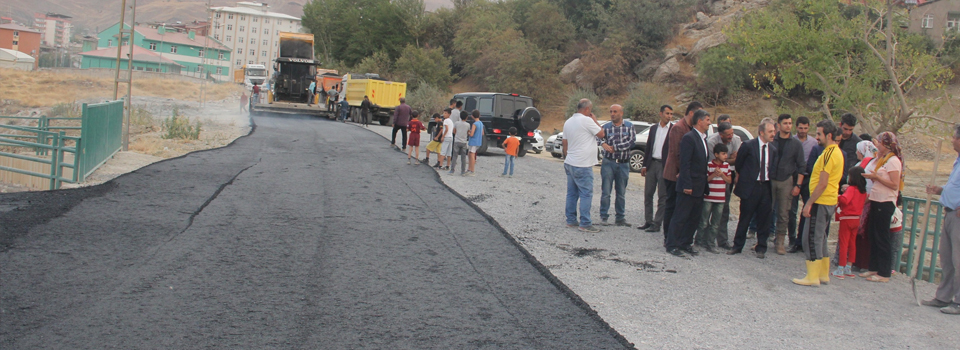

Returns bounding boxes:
[239,26,244,32]
[227,24,232,30]
[215,23,220,29]
[237,48,242,54]
[949,14,960,31]
[253,17,258,22]
[261,50,267,57]
[240,15,245,20]
[252,27,257,33]
[108,39,112,46]
[236,59,242,66]
[149,42,156,50]
[13,31,19,36]
[226,35,231,42]
[228,14,234,19]
[263,39,268,46]
[263,29,269,35]
[922,15,934,29]
[198,49,204,57]
[170,45,177,54]
[264,18,270,24]
[215,13,221,19]
[214,34,219,40]
[239,37,244,43]
[12,40,17,45]
[196,65,202,72]
[216,67,222,74]
[218,52,224,60]
[249,60,253,64]
[250,50,255,56]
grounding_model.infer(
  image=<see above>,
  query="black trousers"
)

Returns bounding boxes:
[733,182,774,253]
[867,201,896,277]
[788,181,811,246]
[661,179,678,246]
[666,192,704,250]
[391,125,408,148]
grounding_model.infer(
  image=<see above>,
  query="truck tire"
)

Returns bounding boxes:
[477,137,489,155]
[519,107,541,132]
[517,141,527,157]
[378,117,389,126]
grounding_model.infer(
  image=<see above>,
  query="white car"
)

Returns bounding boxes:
[531,130,544,154]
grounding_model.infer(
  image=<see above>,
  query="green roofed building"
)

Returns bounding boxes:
[82,22,232,81]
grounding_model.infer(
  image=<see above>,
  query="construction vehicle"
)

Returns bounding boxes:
[252,32,325,116]
[340,73,407,125]
[234,64,267,88]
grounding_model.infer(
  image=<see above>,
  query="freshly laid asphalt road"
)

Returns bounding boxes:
[0,114,631,349]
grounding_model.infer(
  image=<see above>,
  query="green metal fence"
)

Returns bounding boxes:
[898,196,944,283]
[0,100,124,190]
[78,101,124,180]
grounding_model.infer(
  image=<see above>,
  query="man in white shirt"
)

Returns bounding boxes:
[449,99,462,123]
[563,99,605,233]
[639,105,674,232]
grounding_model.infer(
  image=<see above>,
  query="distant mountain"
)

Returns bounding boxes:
[1,0,453,35]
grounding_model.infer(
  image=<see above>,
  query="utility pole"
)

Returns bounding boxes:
[113,0,127,101]
[124,0,137,151]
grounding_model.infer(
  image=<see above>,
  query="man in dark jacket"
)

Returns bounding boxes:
[665,109,712,257]
[728,118,779,259]
[391,98,412,151]
[360,96,372,127]
[771,114,807,255]
[837,113,862,186]
[639,105,673,232]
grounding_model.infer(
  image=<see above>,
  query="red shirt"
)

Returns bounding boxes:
[836,187,867,221]
[705,161,730,203]
[408,119,424,134]
[252,85,260,94]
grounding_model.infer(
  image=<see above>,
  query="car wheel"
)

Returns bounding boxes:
[629,150,645,173]
[534,149,542,154]
[551,152,562,158]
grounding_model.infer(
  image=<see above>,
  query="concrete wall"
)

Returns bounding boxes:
[40,67,211,84]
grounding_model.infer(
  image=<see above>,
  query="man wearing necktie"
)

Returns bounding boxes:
[665,109,712,257]
[728,118,779,258]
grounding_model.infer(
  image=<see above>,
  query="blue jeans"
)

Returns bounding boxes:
[502,155,515,175]
[565,163,594,227]
[599,158,629,222]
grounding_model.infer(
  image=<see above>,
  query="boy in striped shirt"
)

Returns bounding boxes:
[695,143,732,253]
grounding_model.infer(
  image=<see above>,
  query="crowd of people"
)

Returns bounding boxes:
[561,98,959,314]
[387,98,520,178]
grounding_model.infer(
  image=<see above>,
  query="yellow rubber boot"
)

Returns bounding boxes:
[792,260,821,287]
[819,258,831,285]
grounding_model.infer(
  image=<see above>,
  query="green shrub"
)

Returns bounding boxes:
[565,88,599,119]
[695,44,753,105]
[162,108,201,140]
[406,81,449,120]
[623,82,670,123]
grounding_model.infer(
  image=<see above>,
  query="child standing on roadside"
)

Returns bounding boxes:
[407,111,424,165]
[834,166,868,279]
[501,127,520,177]
[695,144,732,253]
[425,113,443,166]
[450,116,470,175]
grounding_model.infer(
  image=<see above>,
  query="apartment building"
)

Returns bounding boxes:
[908,0,960,46]
[208,2,302,78]
[0,23,41,70]
[33,13,73,47]
[88,22,232,81]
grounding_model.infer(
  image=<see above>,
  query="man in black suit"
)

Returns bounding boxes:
[665,110,712,257]
[728,118,779,259]
[639,105,674,232]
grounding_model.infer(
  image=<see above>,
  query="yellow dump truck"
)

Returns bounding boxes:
[340,73,407,125]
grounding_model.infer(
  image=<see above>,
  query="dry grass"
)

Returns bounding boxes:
[0,68,243,107]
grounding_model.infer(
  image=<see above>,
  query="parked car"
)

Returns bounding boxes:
[545,120,652,166]
[631,123,755,172]
[531,130,544,154]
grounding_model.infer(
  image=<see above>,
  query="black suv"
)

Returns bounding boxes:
[451,92,541,157]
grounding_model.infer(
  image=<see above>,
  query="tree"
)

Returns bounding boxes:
[597,0,696,59]
[302,0,414,66]
[695,44,752,104]
[578,40,632,96]
[395,0,427,47]
[518,1,575,53]
[471,30,562,102]
[353,51,393,78]
[393,45,455,89]
[726,0,952,134]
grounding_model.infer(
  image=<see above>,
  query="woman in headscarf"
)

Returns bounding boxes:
[853,140,879,271]
[859,132,904,282]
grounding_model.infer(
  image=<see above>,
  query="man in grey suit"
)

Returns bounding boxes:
[639,105,674,232]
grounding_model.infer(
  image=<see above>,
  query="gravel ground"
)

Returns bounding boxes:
[363,122,959,349]
[0,114,629,349]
